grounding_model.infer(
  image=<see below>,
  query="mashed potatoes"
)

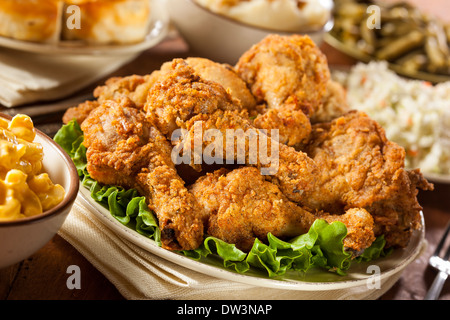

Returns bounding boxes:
[0,114,65,221]
[194,0,332,32]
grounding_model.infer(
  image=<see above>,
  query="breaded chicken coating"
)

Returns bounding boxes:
[303,111,433,247]
[190,167,375,253]
[235,34,330,146]
[311,80,350,124]
[62,73,161,125]
[162,57,257,112]
[81,99,205,251]
[145,59,242,137]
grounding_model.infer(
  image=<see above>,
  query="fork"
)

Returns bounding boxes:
[424,221,450,300]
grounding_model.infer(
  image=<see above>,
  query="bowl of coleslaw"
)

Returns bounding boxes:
[167,0,334,64]
[0,113,79,269]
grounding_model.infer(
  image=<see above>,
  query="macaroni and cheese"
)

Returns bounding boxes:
[0,114,65,221]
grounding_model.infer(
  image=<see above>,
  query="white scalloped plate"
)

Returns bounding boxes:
[422,173,450,184]
[78,185,426,293]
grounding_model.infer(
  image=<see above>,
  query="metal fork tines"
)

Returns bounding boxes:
[424,221,450,300]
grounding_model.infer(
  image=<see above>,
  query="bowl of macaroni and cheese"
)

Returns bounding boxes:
[167,0,334,64]
[0,113,78,269]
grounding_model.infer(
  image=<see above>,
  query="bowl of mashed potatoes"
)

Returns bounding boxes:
[167,0,334,63]
[0,113,78,269]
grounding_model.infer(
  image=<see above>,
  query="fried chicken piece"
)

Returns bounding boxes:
[190,167,314,252]
[93,73,161,108]
[81,99,204,251]
[311,80,350,124]
[145,59,243,138]
[236,34,330,114]
[190,167,375,253]
[303,111,433,248]
[62,100,99,125]
[161,57,257,112]
[63,72,162,125]
[235,34,330,146]
[180,109,319,202]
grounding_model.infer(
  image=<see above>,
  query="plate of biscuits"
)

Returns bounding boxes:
[0,0,169,55]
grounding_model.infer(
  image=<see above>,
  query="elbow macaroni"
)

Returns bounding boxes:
[0,114,65,221]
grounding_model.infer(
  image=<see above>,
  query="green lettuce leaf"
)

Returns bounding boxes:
[54,120,86,175]
[55,121,389,278]
[221,220,352,276]
[54,120,161,246]
[355,235,392,262]
[82,174,162,246]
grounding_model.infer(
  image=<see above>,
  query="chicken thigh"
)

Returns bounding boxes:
[302,111,433,247]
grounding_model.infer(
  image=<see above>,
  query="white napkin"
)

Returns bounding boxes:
[0,47,137,107]
[57,195,412,300]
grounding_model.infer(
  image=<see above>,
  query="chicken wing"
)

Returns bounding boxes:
[81,99,204,251]
[190,167,375,253]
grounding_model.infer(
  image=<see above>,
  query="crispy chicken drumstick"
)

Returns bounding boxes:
[81,100,204,251]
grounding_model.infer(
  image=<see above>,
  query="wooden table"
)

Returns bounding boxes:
[1,1,450,300]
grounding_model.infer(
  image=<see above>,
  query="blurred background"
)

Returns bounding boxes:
[0,0,449,300]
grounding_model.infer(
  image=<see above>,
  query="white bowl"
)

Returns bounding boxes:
[0,115,79,269]
[166,0,334,64]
